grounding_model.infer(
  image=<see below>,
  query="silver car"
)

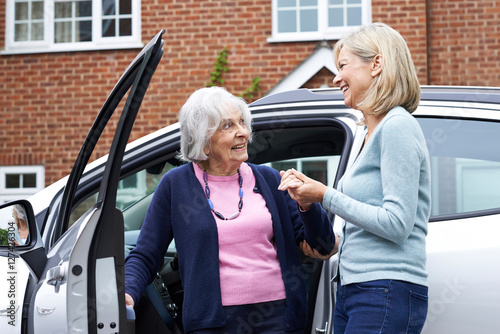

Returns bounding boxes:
[1,31,499,334]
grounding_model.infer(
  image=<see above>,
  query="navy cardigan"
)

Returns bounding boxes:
[125,163,334,332]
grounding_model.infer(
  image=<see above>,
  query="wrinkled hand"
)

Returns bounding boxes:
[300,233,340,260]
[125,293,135,308]
[278,169,328,210]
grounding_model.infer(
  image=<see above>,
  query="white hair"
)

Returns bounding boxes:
[179,86,252,162]
[13,204,26,221]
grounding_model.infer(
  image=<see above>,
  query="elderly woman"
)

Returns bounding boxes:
[125,86,335,333]
[280,23,431,333]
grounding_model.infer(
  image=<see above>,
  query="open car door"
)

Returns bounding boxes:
[58,30,164,334]
[0,30,164,334]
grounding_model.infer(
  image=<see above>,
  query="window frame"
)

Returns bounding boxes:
[0,165,45,203]
[268,0,372,43]
[3,0,143,55]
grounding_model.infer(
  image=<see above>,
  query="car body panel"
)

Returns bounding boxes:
[423,214,500,333]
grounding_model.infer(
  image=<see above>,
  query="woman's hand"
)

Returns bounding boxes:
[300,233,340,260]
[125,293,135,308]
[278,169,328,210]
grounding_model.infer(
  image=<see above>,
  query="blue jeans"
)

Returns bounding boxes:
[334,279,428,334]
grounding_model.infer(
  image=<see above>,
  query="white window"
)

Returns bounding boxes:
[0,166,45,203]
[269,0,372,43]
[267,156,341,188]
[3,0,142,55]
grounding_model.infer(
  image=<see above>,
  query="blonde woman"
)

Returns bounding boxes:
[280,23,431,333]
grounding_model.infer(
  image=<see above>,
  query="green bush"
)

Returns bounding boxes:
[0,228,9,245]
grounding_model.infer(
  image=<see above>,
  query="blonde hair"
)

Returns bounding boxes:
[333,22,420,115]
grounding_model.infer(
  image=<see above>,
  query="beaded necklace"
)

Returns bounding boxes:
[203,168,243,220]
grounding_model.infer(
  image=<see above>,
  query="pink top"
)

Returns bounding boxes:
[193,162,286,306]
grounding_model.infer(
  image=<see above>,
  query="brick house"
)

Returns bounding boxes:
[1,0,499,202]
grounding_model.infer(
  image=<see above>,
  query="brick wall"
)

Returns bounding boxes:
[1,0,499,186]
[372,0,429,83]
[302,67,336,90]
[427,0,500,86]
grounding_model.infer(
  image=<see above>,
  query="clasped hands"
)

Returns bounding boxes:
[279,168,338,260]
[278,168,328,211]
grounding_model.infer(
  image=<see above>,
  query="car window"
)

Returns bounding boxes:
[69,192,99,227]
[418,117,500,218]
[68,161,175,229]
[120,163,174,232]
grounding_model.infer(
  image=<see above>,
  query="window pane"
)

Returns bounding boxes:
[15,23,29,41]
[329,0,343,4]
[278,10,297,33]
[122,173,138,189]
[15,2,28,20]
[31,22,44,40]
[459,159,500,212]
[103,0,116,15]
[77,20,92,42]
[54,1,92,43]
[77,1,92,17]
[300,0,317,5]
[120,0,132,15]
[300,9,318,32]
[69,193,98,227]
[278,0,296,7]
[418,118,500,216]
[347,7,362,26]
[32,2,44,20]
[302,161,328,185]
[55,21,72,43]
[102,19,116,37]
[6,174,20,189]
[55,2,72,19]
[329,8,343,27]
[23,174,37,188]
[116,165,172,213]
[271,161,297,172]
[119,18,132,36]
[347,0,361,3]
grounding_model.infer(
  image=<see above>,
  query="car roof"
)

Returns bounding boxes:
[251,86,500,105]
[250,86,500,120]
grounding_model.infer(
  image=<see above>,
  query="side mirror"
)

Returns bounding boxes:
[0,201,32,247]
[0,200,46,281]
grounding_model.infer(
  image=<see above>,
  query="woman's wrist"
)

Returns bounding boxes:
[298,203,312,211]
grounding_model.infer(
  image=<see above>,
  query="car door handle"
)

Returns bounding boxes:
[37,306,56,315]
[315,322,329,333]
